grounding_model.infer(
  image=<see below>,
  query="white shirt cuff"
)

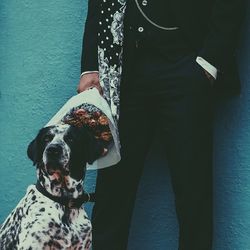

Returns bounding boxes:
[196,56,218,80]
[80,71,99,78]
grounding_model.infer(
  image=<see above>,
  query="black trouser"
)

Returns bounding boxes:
[92,46,214,250]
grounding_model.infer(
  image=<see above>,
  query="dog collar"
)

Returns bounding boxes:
[35,181,95,209]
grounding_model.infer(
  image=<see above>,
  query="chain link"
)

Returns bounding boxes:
[134,0,179,31]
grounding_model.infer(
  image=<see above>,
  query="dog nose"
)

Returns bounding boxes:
[47,145,62,155]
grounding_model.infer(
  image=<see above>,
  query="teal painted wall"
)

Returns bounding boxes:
[1,1,250,249]
[0,0,96,221]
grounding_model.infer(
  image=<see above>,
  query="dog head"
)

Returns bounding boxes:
[27,124,106,197]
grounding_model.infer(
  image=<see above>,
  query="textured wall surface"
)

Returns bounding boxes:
[0,0,96,219]
[1,1,250,249]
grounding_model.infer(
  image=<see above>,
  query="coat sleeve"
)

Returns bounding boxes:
[81,0,99,73]
[199,0,245,70]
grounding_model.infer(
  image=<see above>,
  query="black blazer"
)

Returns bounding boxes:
[81,0,245,95]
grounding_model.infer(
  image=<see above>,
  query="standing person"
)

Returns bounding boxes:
[77,0,244,249]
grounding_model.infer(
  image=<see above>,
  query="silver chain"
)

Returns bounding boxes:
[134,0,179,31]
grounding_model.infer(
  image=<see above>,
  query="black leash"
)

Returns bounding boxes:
[35,181,96,209]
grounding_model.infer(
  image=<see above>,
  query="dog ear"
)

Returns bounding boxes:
[27,127,47,165]
[81,128,107,165]
[86,137,107,164]
[27,139,38,165]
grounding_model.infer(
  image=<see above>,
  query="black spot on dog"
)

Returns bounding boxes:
[83,226,91,233]
[47,240,63,249]
[63,227,69,234]
[39,207,45,212]
[29,189,35,194]
[53,222,61,229]
[71,235,78,245]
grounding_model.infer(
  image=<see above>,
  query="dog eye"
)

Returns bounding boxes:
[44,135,53,143]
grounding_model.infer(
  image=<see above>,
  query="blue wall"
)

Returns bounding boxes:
[1,1,250,249]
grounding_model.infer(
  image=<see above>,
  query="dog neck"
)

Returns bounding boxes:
[35,181,91,211]
[36,167,84,199]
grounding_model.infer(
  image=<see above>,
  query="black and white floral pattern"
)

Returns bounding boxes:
[98,0,127,124]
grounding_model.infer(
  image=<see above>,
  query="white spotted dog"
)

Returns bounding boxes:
[0,124,106,250]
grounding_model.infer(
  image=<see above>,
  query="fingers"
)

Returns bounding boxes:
[77,73,103,95]
[77,81,98,93]
[203,70,215,86]
[77,82,103,95]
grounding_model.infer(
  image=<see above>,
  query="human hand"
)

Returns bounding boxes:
[77,72,102,94]
[203,69,215,86]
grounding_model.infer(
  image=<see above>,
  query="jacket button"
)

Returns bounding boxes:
[138,27,144,32]
[142,0,147,6]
